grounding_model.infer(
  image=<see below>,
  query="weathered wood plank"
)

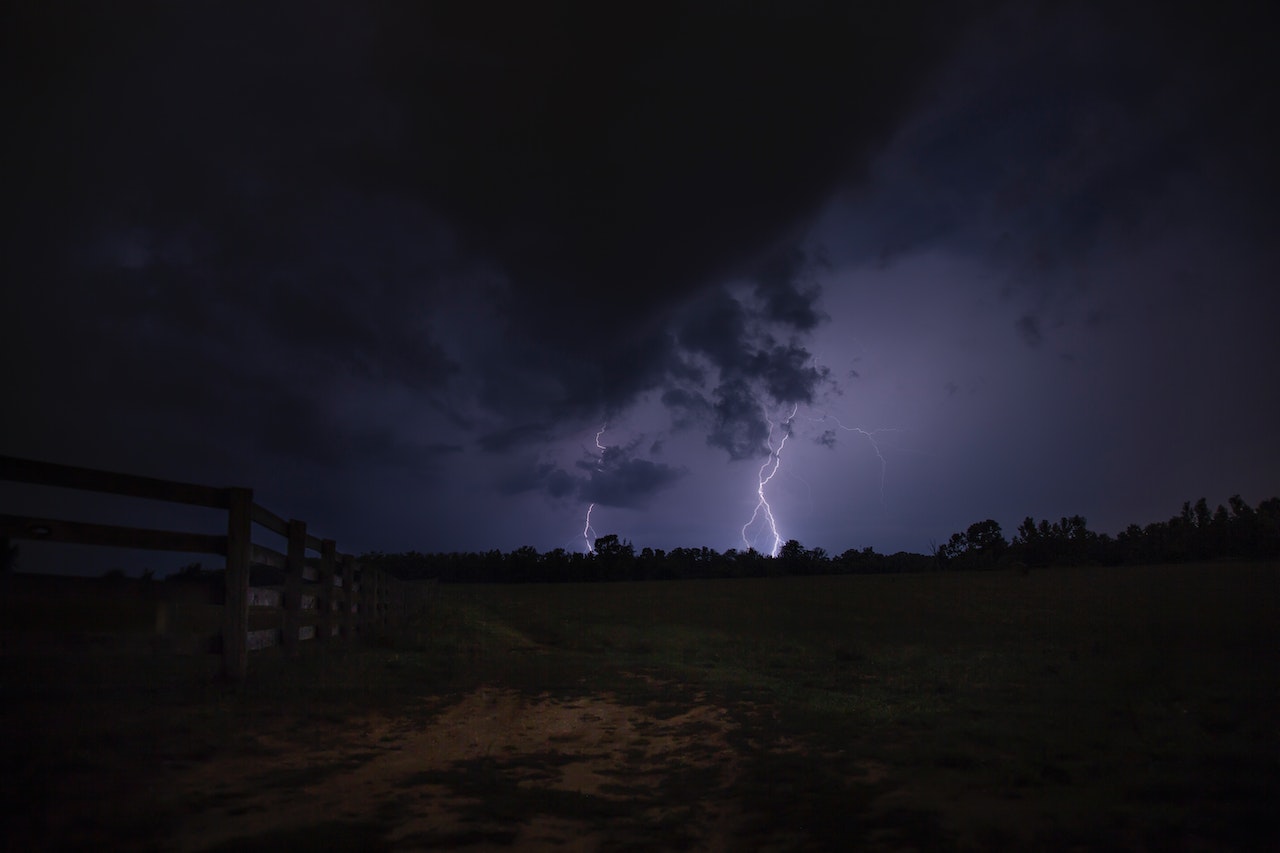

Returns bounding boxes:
[248,587,281,608]
[298,625,316,641]
[247,628,280,651]
[250,543,286,569]
[249,502,288,536]
[0,513,226,554]
[0,454,232,509]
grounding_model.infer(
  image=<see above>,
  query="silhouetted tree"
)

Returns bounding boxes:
[358,491,1280,584]
[966,519,1007,564]
[777,539,807,574]
[938,531,968,565]
[590,534,635,580]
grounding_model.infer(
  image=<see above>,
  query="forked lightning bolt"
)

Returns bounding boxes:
[741,403,798,557]
[815,414,898,504]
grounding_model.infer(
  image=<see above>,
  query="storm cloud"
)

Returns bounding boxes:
[500,439,687,511]
[3,1,1278,567]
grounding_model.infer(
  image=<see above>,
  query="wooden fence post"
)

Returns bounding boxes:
[381,571,393,634]
[318,538,336,642]
[374,567,383,636]
[341,556,356,640]
[222,487,253,681]
[390,574,403,630]
[357,565,369,636]
[283,519,306,656]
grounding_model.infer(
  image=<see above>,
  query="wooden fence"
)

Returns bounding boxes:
[0,454,430,679]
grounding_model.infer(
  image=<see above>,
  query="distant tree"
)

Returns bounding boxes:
[1012,516,1051,566]
[966,519,1007,562]
[938,531,967,565]
[1257,497,1280,557]
[937,519,1007,568]
[1226,494,1261,558]
[591,534,635,580]
[734,547,767,577]
[506,545,539,582]
[776,539,807,573]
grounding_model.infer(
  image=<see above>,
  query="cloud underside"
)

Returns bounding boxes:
[6,1,1278,527]
[500,441,688,511]
[5,2,973,475]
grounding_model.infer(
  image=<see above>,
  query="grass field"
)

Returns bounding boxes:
[3,563,1278,850]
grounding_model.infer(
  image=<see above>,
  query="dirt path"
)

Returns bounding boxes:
[160,683,760,851]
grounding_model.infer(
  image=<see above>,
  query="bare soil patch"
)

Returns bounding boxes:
[159,682,767,851]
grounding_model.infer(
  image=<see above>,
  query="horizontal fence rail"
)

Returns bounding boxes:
[0,454,431,679]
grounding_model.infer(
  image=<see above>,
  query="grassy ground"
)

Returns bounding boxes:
[2,563,1277,850]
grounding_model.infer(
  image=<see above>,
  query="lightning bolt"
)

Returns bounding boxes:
[741,403,798,557]
[582,424,608,554]
[814,414,899,504]
[583,502,597,554]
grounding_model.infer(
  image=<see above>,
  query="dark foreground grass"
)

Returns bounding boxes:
[436,563,1280,849]
[2,562,1278,850]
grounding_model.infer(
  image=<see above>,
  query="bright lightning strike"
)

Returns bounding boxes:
[583,502,597,554]
[582,424,608,553]
[741,403,798,557]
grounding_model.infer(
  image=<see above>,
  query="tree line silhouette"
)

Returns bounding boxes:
[360,493,1280,584]
[6,493,1271,582]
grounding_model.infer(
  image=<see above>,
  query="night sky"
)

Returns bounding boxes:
[4,2,1278,570]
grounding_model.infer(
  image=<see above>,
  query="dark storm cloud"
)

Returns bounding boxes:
[665,262,831,459]
[477,424,554,454]
[355,0,992,426]
[86,205,461,392]
[675,290,751,377]
[660,388,713,431]
[499,440,686,510]
[750,340,831,405]
[5,0,1278,567]
[1017,315,1043,348]
[827,3,1280,338]
[498,462,577,501]
[753,247,828,332]
[577,448,688,509]
[366,1,981,294]
[707,380,773,461]
[4,1,998,483]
